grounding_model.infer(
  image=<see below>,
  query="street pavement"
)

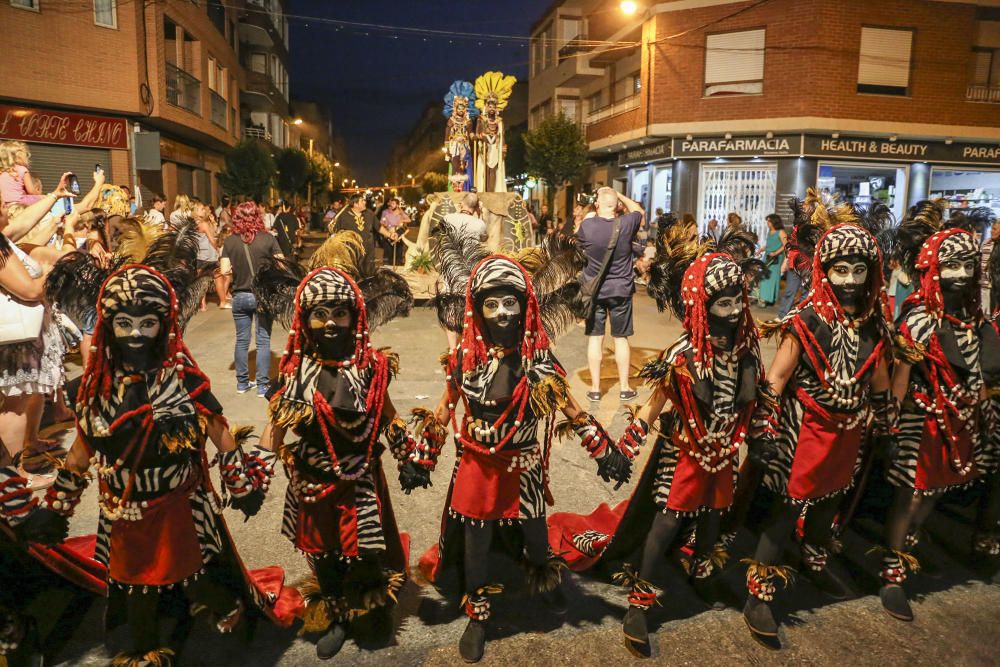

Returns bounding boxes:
[48,292,1000,666]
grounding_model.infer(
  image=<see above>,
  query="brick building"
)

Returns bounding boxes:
[0,0,294,205]
[529,0,1000,239]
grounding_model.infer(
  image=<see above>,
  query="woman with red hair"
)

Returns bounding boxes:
[220,201,284,396]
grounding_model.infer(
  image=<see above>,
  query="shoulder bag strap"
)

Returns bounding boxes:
[241,237,257,280]
[595,217,623,283]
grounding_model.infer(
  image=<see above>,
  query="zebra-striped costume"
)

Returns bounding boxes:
[762,304,884,504]
[981,318,1000,476]
[890,304,983,492]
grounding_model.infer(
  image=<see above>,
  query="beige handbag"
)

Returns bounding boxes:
[0,289,44,345]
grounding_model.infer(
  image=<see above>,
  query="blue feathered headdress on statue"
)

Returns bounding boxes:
[443,80,478,119]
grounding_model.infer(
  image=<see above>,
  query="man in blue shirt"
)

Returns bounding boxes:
[577,187,645,401]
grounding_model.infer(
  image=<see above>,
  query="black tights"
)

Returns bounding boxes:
[752,496,840,566]
[315,556,349,600]
[638,510,721,581]
[464,518,550,595]
[884,487,939,554]
[125,576,238,654]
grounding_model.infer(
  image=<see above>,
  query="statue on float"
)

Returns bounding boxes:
[473,71,516,193]
[443,80,477,192]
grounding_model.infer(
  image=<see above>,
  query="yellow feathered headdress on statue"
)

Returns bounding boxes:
[474,71,517,112]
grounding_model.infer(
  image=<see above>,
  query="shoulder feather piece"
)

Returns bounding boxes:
[513,235,586,339]
[358,268,413,332]
[253,258,307,330]
[647,217,705,318]
[429,222,489,333]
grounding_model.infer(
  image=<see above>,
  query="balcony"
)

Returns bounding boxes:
[966,84,1000,103]
[243,70,289,116]
[165,62,201,115]
[240,2,289,62]
[584,94,639,126]
[243,126,272,142]
[210,91,228,129]
[558,34,593,63]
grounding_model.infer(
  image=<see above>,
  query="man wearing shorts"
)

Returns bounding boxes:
[577,187,645,401]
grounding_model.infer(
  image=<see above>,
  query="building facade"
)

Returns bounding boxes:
[529,0,1000,239]
[0,0,294,206]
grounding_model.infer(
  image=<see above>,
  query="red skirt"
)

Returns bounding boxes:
[914,416,979,491]
[663,437,736,513]
[450,447,533,521]
[787,406,864,501]
[294,480,362,557]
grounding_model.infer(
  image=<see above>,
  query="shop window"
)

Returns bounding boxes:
[698,163,777,240]
[704,29,765,97]
[857,27,913,96]
[818,163,907,222]
[94,0,116,28]
[930,169,1000,220]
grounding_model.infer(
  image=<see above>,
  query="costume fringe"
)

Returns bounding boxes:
[379,348,400,378]
[756,381,780,411]
[611,565,662,605]
[638,355,674,388]
[459,584,504,610]
[554,412,589,441]
[757,318,785,340]
[438,351,451,371]
[296,576,346,634]
[160,415,205,454]
[347,567,406,611]
[710,545,730,570]
[528,373,569,417]
[410,407,447,443]
[741,559,795,587]
[893,335,926,364]
[524,556,567,595]
[269,398,314,430]
[229,424,255,449]
[110,648,176,667]
[868,546,921,573]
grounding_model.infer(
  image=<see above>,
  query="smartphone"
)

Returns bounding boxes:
[63,197,73,215]
[95,163,103,175]
[68,173,80,196]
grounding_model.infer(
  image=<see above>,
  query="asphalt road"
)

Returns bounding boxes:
[45,293,1000,666]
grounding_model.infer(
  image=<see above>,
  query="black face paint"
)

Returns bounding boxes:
[307,303,356,360]
[825,254,869,310]
[479,288,524,348]
[707,284,742,341]
[110,308,163,371]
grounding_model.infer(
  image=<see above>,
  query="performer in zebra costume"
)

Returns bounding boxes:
[255,231,414,660]
[880,202,994,619]
[545,217,767,657]
[410,242,631,663]
[979,231,1000,582]
[743,192,895,649]
[28,264,293,667]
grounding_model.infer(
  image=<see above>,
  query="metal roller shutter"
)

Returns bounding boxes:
[24,144,112,195]
[176,165,194,197]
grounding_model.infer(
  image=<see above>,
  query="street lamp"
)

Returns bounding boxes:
[293,118,303,125]
[620,1,639,15]
[334,162,341,167]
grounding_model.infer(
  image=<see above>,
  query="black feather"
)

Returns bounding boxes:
[359,268,414,331]
[893,200,946,276]
[431,222,488,295]
[989,236,1000,298]
[44,251,125,329]
[855,201,897,276]
[140,220,201,300]
[537,282,581,339]
[713,218,758,261]
[647,218,703,318]
[948,206,994,237]
[253,258,307,330]
[177,274,214,331]
[429,292,466,333]
[740,258,770,290]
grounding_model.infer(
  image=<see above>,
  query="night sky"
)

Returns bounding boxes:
[288,0,546,185]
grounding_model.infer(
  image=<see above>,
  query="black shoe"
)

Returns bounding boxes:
[803,564,854,601]
[459,619,486,663]
[622,607,651,658]
[619,389,638,401]
[316,622,347,660]
[743,597,780,650]
[540,586,568,615]
[690,575,727,611]
[879,584,913,622]
[586,391,602,402]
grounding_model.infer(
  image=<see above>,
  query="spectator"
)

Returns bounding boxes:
[325,197,345,233]
[145,194,167,227]
[220,202,283,396]
[0,141,43,211]
[443,192,487,242]
[981,221,999,314]
[260,201,275,233]
[215,194,231,221]
[567,202,595,237]
[120,185,138,215]
[757,214,788,306]
[537,203,554,242]
[192,202,229,310]
[577,187,644,401]
[705,217,721,243]
[170,193,193,226]
[888,258,913,321]
[379,197,411,267]
[273,200,300,258]
[332,194,377,274]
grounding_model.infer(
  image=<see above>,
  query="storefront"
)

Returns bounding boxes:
[619,140,672,216]
[815,162,908,221]
[0,102,130,192]
[930,168,1000,228]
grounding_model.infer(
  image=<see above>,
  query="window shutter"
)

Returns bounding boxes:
[972,50,992,85]
[705,29,765,85]
[858,27,913,89]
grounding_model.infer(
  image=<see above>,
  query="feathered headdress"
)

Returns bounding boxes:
[647,215,762,373]
[443,80,478,119]
[473,71,517,113]
[894,200,984,318]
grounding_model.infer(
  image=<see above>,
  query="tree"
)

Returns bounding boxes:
[523,114,588,209]
[420,171,449,195]
[274,148,311,201]
[305,151,334,204]
[218,140,275,201]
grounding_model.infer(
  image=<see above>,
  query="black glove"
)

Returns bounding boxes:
[15,508,69,546]
[229,488,265,521]
[398,460,432,494]
[597,446,632,490]
[746,435,779,466]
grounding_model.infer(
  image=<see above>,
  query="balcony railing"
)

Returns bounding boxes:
[966,84,1000,103]
[584,94,639,126]
[165,62,201,115]
[558,34,592,62]
[243,127,272,142]
[210,91,228,128]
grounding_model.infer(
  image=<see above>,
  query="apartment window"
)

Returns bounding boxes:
[559,17,582,42]
[704,28,765,96]
[586,90,605,115]
[94,0,117,28]
[614,71,640,101]
[558,97,580,124]
[857,27,913,96]
[10,0,39,10]
[250,53,266,74]
[972,48,999,86]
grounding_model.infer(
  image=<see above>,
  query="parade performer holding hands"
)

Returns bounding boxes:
[410,227,632,663]
[742,192,895,649]
[879,202,994,619]
[255,231,414,660]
